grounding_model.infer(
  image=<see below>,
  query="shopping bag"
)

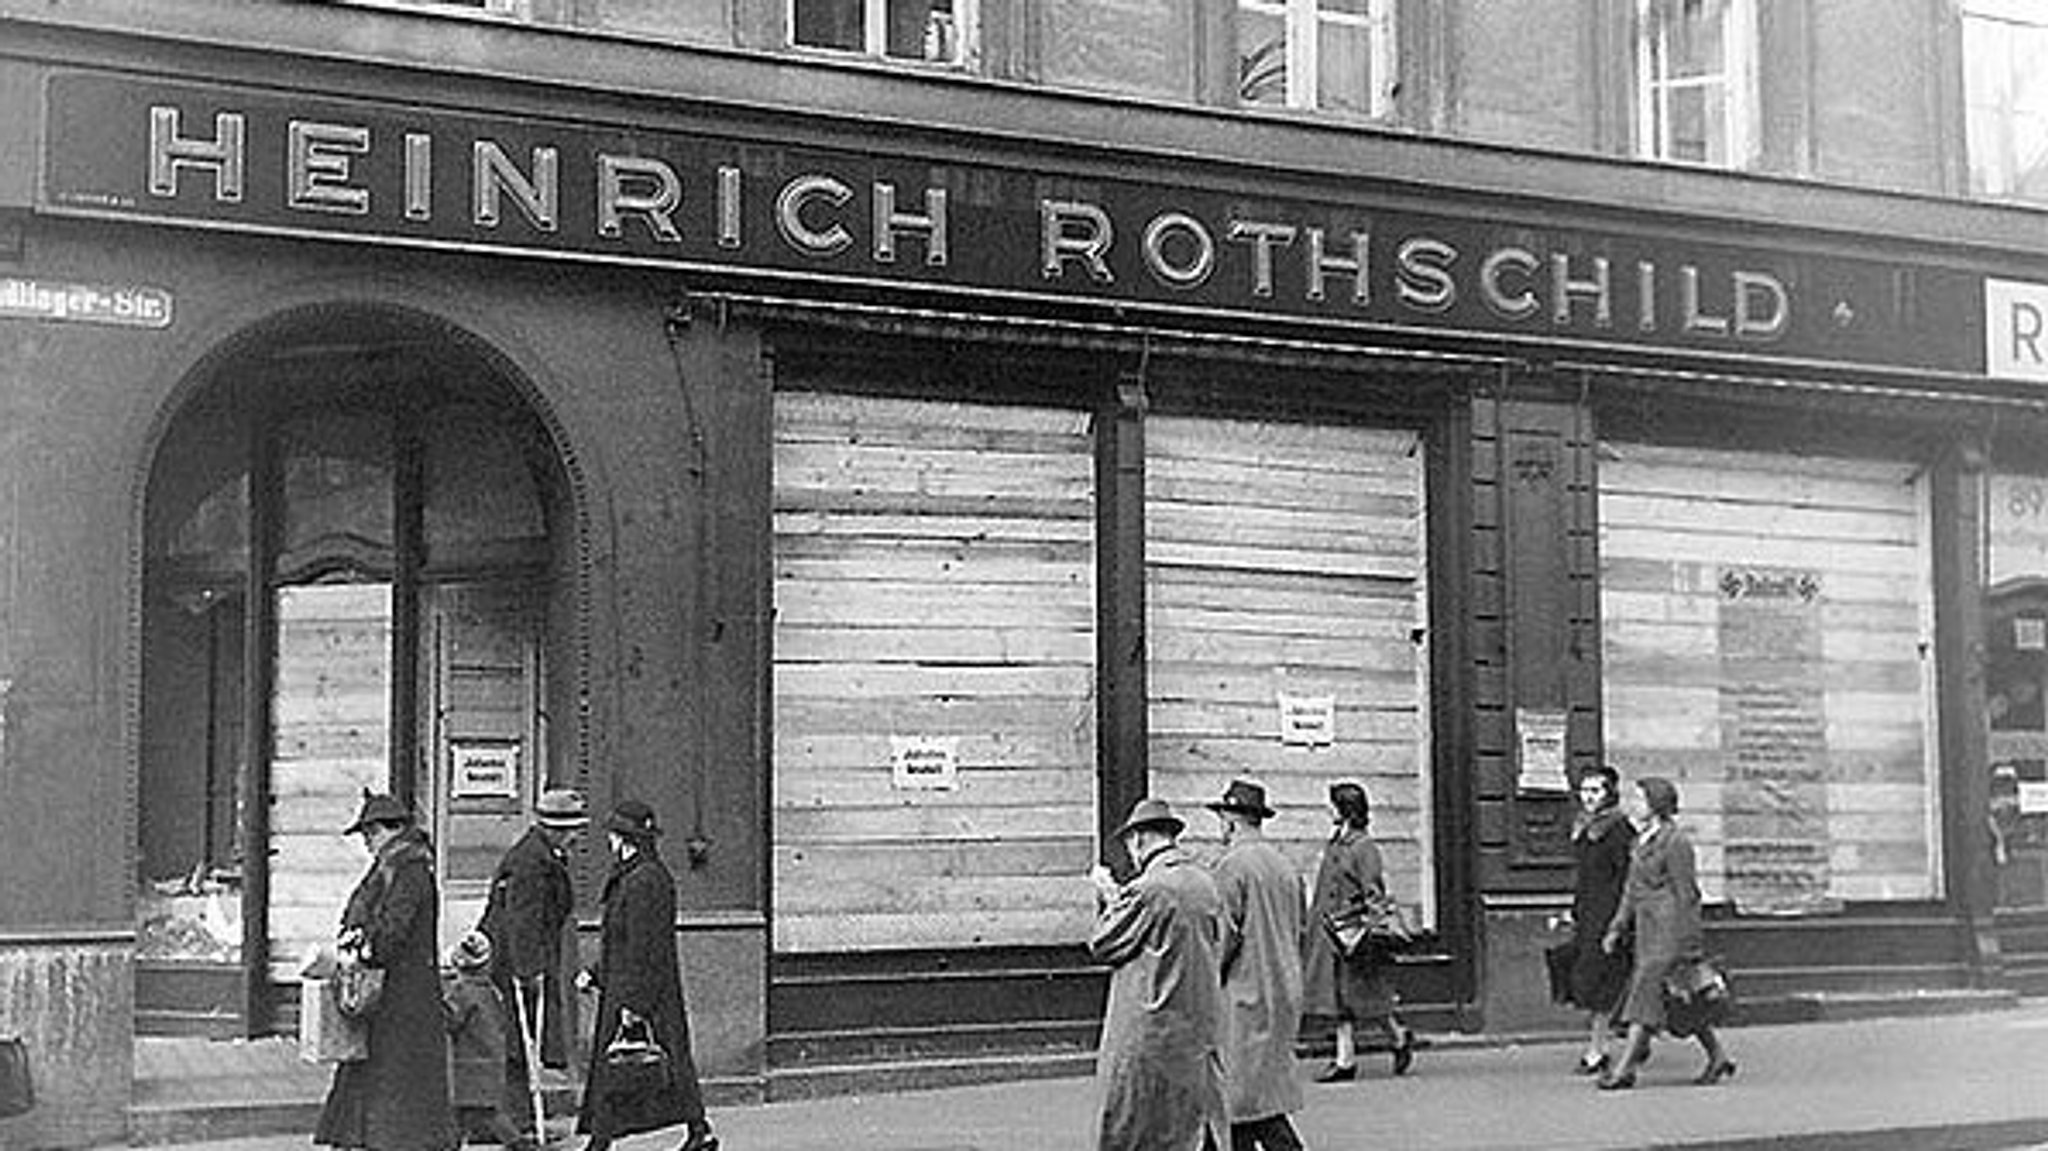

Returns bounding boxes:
[300,975,369,1063]
[0,1034,34,1118]
[1323,890,1417,958]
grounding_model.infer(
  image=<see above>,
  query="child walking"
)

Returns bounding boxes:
[445,930,538,1149]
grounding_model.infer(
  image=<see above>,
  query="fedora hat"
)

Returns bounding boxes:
[1207,778,1275,820]
[535,787,590,829]
[450,930,493,972]
[605,799,663,840]
[1113,796,1184,840]
[342,790,412,835]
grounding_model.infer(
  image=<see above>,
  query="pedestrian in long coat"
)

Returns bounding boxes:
[1597,776,1735,1090]
[1205,779,1306,1151]
[575,800,717,1151]
[1565,765,1633,1075]
[316,793,458,1151]
[1089,797,1229,1151]
[479,788,587,1139]
[1302,781,1416,1080]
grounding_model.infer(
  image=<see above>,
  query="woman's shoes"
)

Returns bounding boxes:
[1692,1056,1737,1086]
[1574,1052,1610,1076]
[1596,1068,1637,1091]
[676,1129,720,1151]
[1314,1062,1358,1083]
[1391,1030,1417,1077]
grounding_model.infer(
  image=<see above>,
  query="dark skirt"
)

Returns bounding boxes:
[1567,933,1631,1013]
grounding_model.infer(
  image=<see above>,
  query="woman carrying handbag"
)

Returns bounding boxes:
[1302,781,1418,1081]
[315,792,458,1151]
[1597,776,1736,1091]
[576,800,718,1151]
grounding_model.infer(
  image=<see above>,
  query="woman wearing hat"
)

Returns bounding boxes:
[315,792,459,1151]
[1302,781,1417,1081]
[1597,776,1735,1090]
[575,800,717,1151]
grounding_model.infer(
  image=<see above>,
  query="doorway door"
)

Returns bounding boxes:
[140,314,571,1033]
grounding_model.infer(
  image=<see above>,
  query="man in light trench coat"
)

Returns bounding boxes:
[1089,797,1230,1151]
[1207,779,1308,1151]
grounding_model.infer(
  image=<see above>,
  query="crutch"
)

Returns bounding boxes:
[510,977,547,1146]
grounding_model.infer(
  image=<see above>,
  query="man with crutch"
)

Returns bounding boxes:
[480,788,588,1147]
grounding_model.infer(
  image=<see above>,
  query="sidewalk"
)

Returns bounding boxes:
[107,1000,2048,1151]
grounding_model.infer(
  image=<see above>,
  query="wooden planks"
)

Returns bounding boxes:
[772,392,1098,953]
[1599,442,1937,906]
[1145,415,1434,921]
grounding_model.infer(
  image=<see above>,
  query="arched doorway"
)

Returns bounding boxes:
[135,306,579,1036]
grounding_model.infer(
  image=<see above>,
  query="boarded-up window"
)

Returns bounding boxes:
[772,392,1098,951]
[1600,443,1939,911]
[1145,416,1433,923]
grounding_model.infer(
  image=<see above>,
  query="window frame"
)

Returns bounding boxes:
[1632,0,1758,169]
[1961,0,2048,201]
[1238,0,1398,118]
[786,0,981,69]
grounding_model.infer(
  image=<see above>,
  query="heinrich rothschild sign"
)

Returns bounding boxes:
[37,72,1982,372]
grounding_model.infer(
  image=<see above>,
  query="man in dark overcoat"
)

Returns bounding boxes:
[478,787,588,1140]
[1206,779,1307,1151]
[1089,797,1229,1151]
[575,800,717,1151]
[316,792,459,1151]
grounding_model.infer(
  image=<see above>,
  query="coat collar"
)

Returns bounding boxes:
[1573,804,1627,843]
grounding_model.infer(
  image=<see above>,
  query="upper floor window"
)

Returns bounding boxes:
[1634,0,1757,167]
[1237,0,1396,118]
[791,0,977,66]
[1964,0,2048,201]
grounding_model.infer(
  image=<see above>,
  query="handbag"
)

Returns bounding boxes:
[1323,890,1416,958]
[0,1034,34,1119]
[601,1013,670,1100]
[1661,955,1732,1038]
[334,960,387,1021]
[1543,939,1579,1006]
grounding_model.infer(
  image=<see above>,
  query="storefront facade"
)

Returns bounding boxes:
[4,6,2048,1144]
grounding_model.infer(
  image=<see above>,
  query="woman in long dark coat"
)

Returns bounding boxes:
[316,793,459,1151]
[1565,765,1633,1075]
[1302,781,1416,1081]
[1597,776,1735,1090]
[576,801,717,1151]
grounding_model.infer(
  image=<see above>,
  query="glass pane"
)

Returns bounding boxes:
[1321,0,1373,16]
[1238,9,1288,105]
[1989,473,2048,909]
[792,0,862,49]
[276,413,395,583]
[886,0,958,61]
[1662,0,1728,80]
[1318,18,1375,115]
[1661,84,1712,163]
[423,404,546,568]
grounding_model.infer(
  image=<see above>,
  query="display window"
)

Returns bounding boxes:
[770,390,1099,951]
[1144,414,1433,925]
[1599,442,1939,913]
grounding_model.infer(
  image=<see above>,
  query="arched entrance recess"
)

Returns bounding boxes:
[135,304,582,1036]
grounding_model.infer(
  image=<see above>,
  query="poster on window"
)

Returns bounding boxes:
[1718,567,1840,916]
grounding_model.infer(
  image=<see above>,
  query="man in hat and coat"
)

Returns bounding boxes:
[478,787,589,1143]
[1206,779,1307,1151]
[576,800,717,1151]
[1088,797,1229,1151]
[316,792,459,1151]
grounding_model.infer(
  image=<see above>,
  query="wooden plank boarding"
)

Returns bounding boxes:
[772,392,1098,953]
[1599,443,1937,907]
[1145,415,1434,925]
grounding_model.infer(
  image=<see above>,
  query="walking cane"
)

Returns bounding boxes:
[511,978,547,1147]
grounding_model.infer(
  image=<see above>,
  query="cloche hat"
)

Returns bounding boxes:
[605,799,663,841]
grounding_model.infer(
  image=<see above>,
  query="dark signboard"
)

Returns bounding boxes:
[38,71,1984,373]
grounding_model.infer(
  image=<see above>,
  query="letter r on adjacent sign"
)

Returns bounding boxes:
[1987,278,2048,382]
